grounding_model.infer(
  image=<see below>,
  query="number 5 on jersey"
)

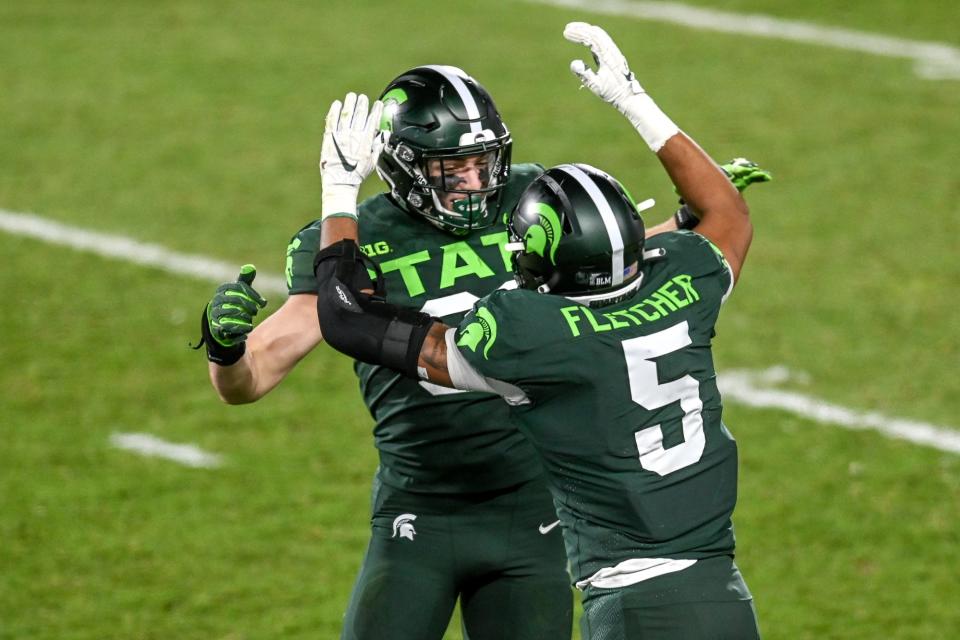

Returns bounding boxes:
[622,321,706,476]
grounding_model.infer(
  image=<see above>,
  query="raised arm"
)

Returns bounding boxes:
[312,92,483,393]
[317,92,384,250]
[564,21,756,281]
[656,135,752,280]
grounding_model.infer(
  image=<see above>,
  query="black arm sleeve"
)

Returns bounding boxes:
[314,240,434,378]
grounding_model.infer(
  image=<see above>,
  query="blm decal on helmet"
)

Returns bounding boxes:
[524,203,562,265]
[456,307,498,359]
[380,87,408,133]
[392,513,418,541]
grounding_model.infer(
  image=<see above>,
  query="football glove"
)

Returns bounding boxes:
[564,22,679,152]
[196,264,268,365]
[673,158,772,229]
[320,92,384,220]
[721,157,772,192]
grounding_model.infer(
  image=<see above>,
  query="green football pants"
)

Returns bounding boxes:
[340,473,573,640]
[579,556,760,640]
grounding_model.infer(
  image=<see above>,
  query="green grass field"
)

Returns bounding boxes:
[2,1,958,638]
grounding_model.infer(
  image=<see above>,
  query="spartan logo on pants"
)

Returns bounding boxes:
[392,514,418,541]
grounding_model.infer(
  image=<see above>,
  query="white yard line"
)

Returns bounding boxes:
[110,432,223,468]
[720,368,960,454]
[0,209,288,295]
[527,0,960,80]
[3,210,959,455]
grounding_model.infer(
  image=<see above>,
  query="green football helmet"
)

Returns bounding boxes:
[376,65,512,233]
[507,164,650,306]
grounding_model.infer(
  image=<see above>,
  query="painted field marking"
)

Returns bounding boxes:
[720,367,960,454]
[0,209,288,296]
[527,0,960,80]
[110,432,223,468]
[3,210,959,455]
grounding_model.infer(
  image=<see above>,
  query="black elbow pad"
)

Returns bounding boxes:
[314,240,434,378]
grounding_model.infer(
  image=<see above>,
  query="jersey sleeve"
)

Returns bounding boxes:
[453,290,516,379]
[285,220,323,295]
[450,288,563,388]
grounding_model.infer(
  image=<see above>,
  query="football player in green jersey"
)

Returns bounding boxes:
[314,22,764,640]
[197,66,575,639]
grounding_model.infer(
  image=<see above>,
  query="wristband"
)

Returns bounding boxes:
[619,93,680,153]
[321,185,360,220]
[194,305,246,366]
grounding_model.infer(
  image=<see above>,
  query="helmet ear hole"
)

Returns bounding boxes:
[397,145,416,163]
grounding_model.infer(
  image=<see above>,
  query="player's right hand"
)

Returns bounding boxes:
[320,92,384,219]
[720,158,772,192]
[206,264,268,348]
[673,158,772,229]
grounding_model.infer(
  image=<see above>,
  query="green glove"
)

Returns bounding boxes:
[720,157,772,192]
[197,265,268,365]
[673,157,772,229]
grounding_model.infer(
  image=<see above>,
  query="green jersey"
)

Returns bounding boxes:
[452,231,739,584]
[288,163,545,494]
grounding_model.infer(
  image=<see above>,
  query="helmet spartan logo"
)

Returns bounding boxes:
[455,307,498,359]
[524,203,562,265]
[379,87,408,133]
[392,513,417,541]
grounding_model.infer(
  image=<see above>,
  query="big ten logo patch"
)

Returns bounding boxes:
[360,241,391,257]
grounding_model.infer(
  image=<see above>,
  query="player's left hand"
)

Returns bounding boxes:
[720,158,772,192]
[206,265,267,347]
[195,264,268,366]
[320,92,384,218]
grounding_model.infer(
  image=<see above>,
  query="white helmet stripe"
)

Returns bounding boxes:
[422,65,483,134]
[556,164,625,285]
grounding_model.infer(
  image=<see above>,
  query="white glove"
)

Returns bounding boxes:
[563,22,679,152]
[320,92,384,219]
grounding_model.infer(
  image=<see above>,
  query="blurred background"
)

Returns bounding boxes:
[1,1,958,638]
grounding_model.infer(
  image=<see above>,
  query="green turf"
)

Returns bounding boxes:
[2,1,958,638]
